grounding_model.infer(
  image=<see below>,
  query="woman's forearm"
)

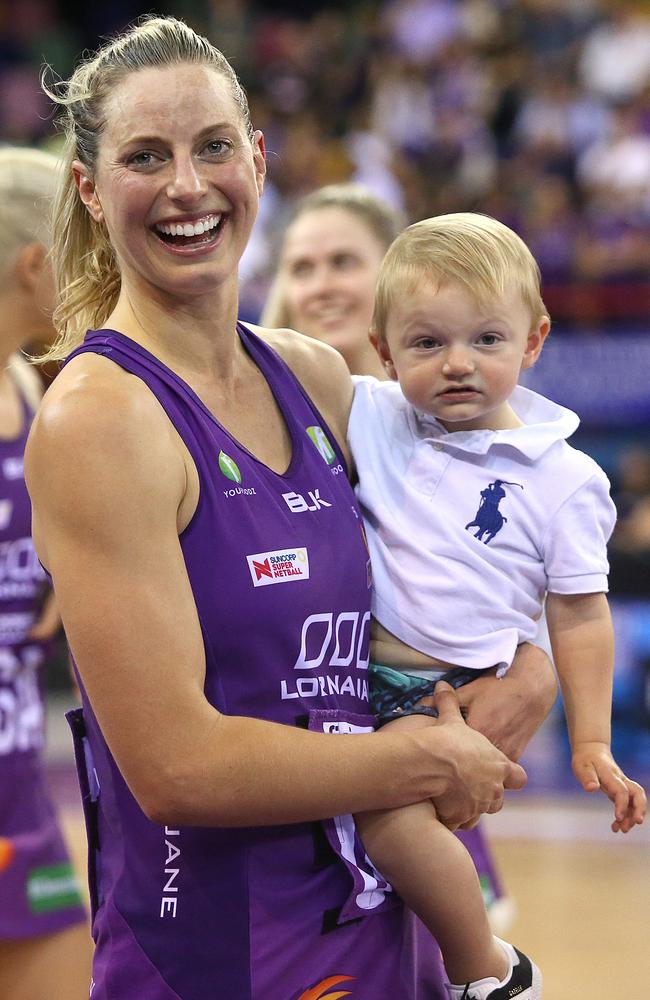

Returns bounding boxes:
[139,690,526,829]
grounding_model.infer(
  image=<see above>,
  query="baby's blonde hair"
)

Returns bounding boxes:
[372,213,548,342]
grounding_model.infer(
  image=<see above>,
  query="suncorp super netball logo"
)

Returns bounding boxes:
[247,547,310,587]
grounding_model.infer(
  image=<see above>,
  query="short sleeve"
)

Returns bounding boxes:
[542,471,616,594]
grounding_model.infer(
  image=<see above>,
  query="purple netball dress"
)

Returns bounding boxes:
[64,326,447,1000]
[0,384,86,939]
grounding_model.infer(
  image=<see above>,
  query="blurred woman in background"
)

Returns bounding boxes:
[0,147,91,1000]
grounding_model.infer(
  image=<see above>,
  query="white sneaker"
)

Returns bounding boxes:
[445,937,542,999]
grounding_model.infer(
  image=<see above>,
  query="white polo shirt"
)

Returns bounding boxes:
[348,378,616,672]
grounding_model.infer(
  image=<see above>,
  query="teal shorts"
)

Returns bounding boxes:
[369,662,480,723]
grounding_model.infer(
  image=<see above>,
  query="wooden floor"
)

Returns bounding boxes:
[59,795,650,1000]
[491,839,650,999]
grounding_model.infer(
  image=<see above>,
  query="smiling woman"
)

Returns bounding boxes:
[262,184,404,376]
[24,17,537,1000]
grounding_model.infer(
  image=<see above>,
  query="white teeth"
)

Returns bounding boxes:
[156,214,221,238]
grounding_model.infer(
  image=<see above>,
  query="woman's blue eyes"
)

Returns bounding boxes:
[129,151,157,167]
[128,139,233,167]
[204,139,233,157]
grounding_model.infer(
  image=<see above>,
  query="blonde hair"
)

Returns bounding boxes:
[42,14,255,363]
[0,147,60,277]
[0,147,60,400]
[261,184,404,329]
[372,213,548,342]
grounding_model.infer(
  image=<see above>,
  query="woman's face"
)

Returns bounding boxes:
[75,63,266,303]
[280,206,387,360]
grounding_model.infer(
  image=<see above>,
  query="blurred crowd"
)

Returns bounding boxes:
[609,446,650,596]
[0,0,649,329]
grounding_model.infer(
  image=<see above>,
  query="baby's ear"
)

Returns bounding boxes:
[522,315,551,370]
[370,330,398,381]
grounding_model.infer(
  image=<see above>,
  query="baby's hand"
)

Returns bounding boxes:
[572,741,647,833]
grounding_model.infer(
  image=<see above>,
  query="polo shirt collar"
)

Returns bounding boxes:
[409,385,580,459]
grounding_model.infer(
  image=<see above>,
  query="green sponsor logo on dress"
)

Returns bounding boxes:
[27,862,83,914]
[306,426,336,465]
[218,450,242,483]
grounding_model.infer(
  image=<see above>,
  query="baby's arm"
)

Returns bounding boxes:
[545,591,646,832]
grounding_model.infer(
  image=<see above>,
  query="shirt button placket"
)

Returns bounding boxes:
[417,439,449,496]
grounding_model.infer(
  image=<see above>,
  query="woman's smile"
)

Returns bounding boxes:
[152,212,226,255]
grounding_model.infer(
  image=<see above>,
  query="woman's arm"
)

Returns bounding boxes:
[27,589,61,640]
[26,357,525,830]
[456,642,558,761]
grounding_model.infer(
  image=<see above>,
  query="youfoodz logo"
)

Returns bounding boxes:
[246,547,310,587]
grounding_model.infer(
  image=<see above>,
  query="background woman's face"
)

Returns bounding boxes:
[280,206,386,358]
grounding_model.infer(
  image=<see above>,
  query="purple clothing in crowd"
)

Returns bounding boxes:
[0,384,85,939]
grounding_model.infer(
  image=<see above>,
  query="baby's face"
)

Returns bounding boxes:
[376,278,549,432]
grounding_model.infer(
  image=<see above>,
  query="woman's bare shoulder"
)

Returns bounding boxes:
[32,352,171,447]
[248,324,353,439]
[26,352,187,528]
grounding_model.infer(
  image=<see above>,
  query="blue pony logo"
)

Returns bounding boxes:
[465,479,523,544]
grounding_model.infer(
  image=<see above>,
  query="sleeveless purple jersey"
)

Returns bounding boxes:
[0,384,85,938]
[65,327,446,1000]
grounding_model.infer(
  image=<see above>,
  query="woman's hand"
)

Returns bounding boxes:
[457,643,558,760]
[384,682,528,830]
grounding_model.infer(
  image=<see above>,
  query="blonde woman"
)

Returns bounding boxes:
[261,184,404,377]
[0,148,91,1000]
[26,19,538,999]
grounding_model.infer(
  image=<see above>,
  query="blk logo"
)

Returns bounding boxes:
[283,489,332,513]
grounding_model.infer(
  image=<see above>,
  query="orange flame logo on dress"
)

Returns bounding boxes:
[0,837,16,873]
[297,974,355,1000]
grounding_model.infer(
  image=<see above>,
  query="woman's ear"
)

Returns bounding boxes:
[13,242,47,294]
[252,130,266,197]
[72,160,104,223]
[521,315,551,371]
[370,330,398,381]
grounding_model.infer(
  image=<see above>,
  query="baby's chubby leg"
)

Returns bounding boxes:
[355,712,508,985]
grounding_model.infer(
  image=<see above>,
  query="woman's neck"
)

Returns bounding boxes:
[105,278,242,379]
